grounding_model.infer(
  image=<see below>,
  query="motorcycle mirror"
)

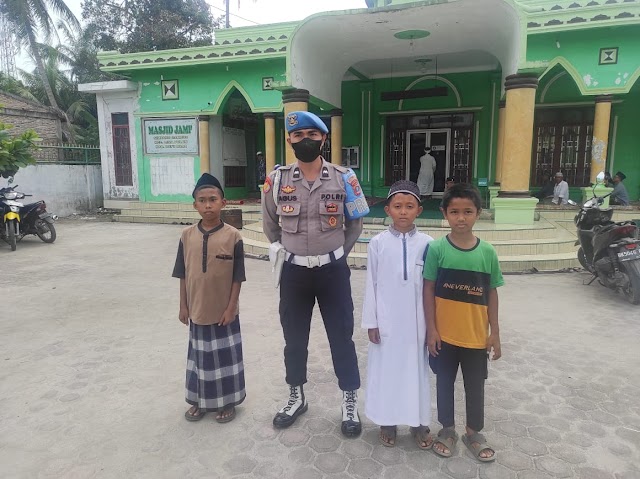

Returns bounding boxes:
[8,176,14,184]
[567,200,577,206]
[596,171,605,184]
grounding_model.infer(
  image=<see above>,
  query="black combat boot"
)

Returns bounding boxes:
[273,385,308,429]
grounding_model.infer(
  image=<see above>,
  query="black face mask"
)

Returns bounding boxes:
[291,138,322,163]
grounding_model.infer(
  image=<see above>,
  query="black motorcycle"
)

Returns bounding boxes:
[570,187,640,305]
[1,184,57,251]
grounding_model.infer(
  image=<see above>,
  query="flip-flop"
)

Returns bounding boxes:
[433,427,458,458]
[184,406,206,422]
[410,426,434,450]
[462,432,496,462]
[215,406,236,424]
[379,426,397,447]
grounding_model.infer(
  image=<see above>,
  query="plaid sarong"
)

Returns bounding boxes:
[185,318,246,411]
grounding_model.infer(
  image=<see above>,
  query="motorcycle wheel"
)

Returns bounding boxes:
[35,219,56,243]
[621,260,640,305]
[7,220,17,251]
[577,247,589,270]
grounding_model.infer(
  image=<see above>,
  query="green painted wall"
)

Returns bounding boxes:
[527,26,640,96]
[341,71,500,198]
[132,60,285,115]
[130,60,285,202]
[611,82,640,202]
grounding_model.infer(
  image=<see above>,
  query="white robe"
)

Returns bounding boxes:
[362,228,433,427]
[417,153,436,195]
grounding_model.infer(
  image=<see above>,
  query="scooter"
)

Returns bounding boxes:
[569,172,640,304]
[1,182,57,252]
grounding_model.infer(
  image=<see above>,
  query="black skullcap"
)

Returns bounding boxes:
[615,171,626,181]
[193,173,224,198]
[387,180,421,202]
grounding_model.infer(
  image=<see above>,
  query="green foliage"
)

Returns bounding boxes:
[0,119,40,179]
[1,0,80,111]
[82,0,223,53]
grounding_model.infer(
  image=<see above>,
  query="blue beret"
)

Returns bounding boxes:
[285,111,328,134]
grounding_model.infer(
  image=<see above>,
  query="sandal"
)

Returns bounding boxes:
[433,427,458,458]
[184,406,206,422]
[410,426,434,450]
[215,406,236,424]
[379,426,397,447]
[462,432,496,462]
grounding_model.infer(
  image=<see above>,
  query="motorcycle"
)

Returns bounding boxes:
[1,182,58,252]
[569,172,640,304]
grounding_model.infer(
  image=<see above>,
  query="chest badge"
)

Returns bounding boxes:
[263,176,272,194]
[326,203,338,213]
[282,205,295,214]
[281,185,296,194]
[328,216,338,228]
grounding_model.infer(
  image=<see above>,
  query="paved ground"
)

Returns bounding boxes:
[1,220,639,479]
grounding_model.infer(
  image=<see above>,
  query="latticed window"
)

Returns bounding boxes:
[452,127,473,184]
[386,129,406,185]
[531,108,594,187]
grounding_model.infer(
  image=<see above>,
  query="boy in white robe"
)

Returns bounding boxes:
[362,180,434,448]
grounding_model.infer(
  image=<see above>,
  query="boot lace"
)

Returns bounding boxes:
[344,391,357,420]
[283,386,300,413]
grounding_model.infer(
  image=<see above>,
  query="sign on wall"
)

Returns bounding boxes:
[143,118,198,155]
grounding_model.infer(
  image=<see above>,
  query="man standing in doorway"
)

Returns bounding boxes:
[552,171,569,205]
[262,111,365,437]
[417,147,437,200]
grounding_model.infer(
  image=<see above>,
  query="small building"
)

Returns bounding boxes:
[80,0,640,224]
[0,90,63,146]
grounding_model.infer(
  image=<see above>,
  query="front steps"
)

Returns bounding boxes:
[103,199,631,272]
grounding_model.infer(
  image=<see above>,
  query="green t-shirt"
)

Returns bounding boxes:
[423,236,504,349]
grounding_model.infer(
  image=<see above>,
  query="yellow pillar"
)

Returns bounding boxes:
[330,109,343,166]
[264,113,276,175]
[282,89,310,165]
[198,116,210,174]
[494,74,539,225]
[590,95,613,184]
[499,74,539,196]
[495,100,506,184]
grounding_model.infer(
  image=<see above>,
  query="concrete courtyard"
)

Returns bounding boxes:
[1,220,639,479]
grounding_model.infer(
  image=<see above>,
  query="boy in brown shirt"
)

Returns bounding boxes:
[172,173,246,423]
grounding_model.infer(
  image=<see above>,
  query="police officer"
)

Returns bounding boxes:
[262,111,364,437]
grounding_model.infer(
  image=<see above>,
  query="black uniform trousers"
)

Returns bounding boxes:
[434,341,487,432]
[279,258,360,391]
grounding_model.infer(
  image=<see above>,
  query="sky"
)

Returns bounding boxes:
[15,0,367,70]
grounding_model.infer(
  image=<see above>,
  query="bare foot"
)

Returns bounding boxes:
[379,426,397,447]
[215,406,236,423]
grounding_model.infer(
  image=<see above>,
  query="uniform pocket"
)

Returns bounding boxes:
[277,203,301,233]
[319,202,344,231]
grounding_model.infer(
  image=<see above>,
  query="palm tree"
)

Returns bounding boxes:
[0,0,79,112]
[20,43,98,143]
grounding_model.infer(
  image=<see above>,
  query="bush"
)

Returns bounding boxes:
[0,121,40,178]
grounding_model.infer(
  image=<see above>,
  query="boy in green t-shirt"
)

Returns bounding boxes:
[423,183,504,462]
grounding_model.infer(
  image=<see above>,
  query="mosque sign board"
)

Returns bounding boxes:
[143,118,199,155]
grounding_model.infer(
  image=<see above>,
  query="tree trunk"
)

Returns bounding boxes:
[27,29,60,111]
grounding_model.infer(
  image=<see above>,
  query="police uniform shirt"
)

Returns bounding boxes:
[262,159,363,257]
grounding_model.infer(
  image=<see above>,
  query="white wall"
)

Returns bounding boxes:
[95,91,140,200]
[9,164,103,217]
